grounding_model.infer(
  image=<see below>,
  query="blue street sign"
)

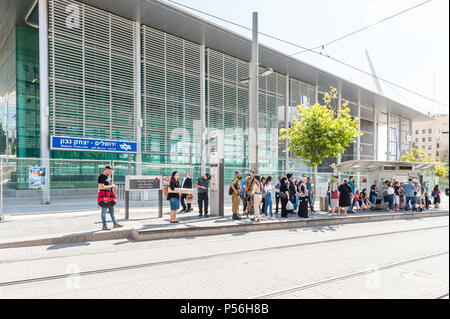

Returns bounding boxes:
[51,136,138,153]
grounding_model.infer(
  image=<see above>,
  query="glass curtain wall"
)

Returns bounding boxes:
[0,26,17,155]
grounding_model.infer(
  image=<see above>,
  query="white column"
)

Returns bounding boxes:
[357,89,361,160]
[249,12,259,173]
[386,111,391,161]
[336,82,342,164]
[373,106,377,160]
[39,0,50,204]
[200,45,207,175]
[134,22,142,175]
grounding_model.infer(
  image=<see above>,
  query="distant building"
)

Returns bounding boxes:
[412,114,449,161]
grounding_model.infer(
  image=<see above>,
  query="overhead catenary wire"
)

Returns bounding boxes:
[164,0,449,108]
[289,0,433,56]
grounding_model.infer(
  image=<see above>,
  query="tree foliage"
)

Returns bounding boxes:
[401,147,448,180]
[279,87,362,167]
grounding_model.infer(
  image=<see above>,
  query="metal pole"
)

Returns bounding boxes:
[285,75,290,172]
[357,89,361,161]
[373,105,377,160]
[200,45,207,175]
[134,22,142,176]
[249,11,259,173]
[39,0,50,204]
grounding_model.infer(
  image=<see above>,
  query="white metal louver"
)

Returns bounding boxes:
[48,0,137,142]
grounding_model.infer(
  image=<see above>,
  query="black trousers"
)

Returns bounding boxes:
[180,194,191,211]
[198,192,209,215]
[281,197,288,217]
[275,192,280,213]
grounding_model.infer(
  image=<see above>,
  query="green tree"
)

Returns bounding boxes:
[401,147,448,180]
[279,87,363,200]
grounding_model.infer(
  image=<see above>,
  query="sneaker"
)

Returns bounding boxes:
[113,224,123,228]
[204,214,209,218]
[198,213,203,217]
[102,226,111,231]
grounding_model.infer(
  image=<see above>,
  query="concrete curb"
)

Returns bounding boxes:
[0,211,448,249]
[0,229,133,249]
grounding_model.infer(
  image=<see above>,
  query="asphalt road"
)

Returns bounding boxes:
[0,216,448,299]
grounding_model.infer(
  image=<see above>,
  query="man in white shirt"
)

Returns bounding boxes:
[179,171,193,213]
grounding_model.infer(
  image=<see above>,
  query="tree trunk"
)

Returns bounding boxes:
[313,165,317,203]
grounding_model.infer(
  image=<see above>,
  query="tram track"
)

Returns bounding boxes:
[0,224,447,288]
[252,251,449,299]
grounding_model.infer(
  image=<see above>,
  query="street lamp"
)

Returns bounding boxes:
[238,67,273,84]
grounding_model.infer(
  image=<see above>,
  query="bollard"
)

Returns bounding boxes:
[158,189,163,218]
[125,190,129,220]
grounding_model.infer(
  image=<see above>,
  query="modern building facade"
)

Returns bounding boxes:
[0,0,433,189]
[412,114,449,161]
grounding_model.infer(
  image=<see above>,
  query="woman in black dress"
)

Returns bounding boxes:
[280,177,289,218]
[297,178,309,218]
[287,173,296,215]
[338,179,353,216]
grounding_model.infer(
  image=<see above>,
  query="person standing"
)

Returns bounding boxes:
[240,173,250,215]
[370,180,379,210]
[297,176,309,218]
[330,177,339,215]
[306,177,315,213]
[338,179,353,216]
[422,182,429,210]
[263,176,276,220]
[168,171,182,223]
[414,180,423,212]
[280,177,289,218]
[287,173,296,215]
[244,170,256,217]
[260,177,267,216]
[179,171,193,213]
[387,182,395,211]
[231,171,242,220]
[98,165,122,231]
[393,181,401,211]
[432,185,441,208]
[251,176,263,222]
[196,173,211,217]
[403,178,417,212]
[274,176,281,215]
[348,176,355,213]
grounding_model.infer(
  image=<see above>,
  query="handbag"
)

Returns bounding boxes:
[286,200,294,211]
[97,190,116,208]
[280,192,287,199]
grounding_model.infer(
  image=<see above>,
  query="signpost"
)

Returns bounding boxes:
[124,175,163,219]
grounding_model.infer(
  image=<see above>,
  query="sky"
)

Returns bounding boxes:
[166,0,449,115]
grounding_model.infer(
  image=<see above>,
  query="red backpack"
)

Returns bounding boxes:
[97,190,116,208]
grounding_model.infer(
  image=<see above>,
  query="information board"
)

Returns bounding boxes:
[51,136,137,153]
[29,167,48,188]
[125,176,162,191]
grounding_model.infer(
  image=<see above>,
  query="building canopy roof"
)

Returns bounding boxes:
[336,160,440,173]
[0,0,434,121]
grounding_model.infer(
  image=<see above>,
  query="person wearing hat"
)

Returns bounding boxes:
[97,165,122,230]
[196,173,212,217]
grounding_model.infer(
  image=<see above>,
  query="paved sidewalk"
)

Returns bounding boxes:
[0,202,448,248]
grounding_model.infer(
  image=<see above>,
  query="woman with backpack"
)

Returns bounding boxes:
[432,185,441,208]
[168,171,182,223]
[251,176,263,222]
